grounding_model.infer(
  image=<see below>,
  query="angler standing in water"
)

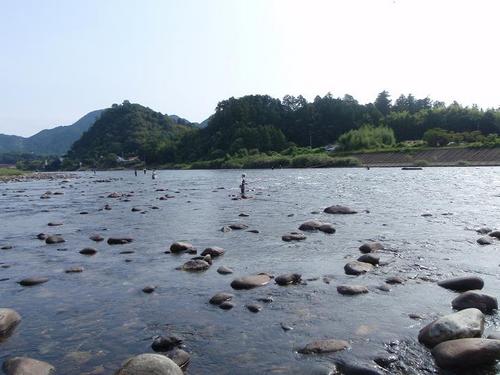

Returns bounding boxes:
[134,169,138,176]
[240,173,246,198]
[152,170,157,180]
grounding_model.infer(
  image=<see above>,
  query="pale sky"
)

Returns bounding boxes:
[1,0,499,137]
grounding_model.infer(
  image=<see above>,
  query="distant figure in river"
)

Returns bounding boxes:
[240,173,246,197]
[152,170,157,180]
[143,168,147,175]
[134,169,138,176]
[93,169,96,175]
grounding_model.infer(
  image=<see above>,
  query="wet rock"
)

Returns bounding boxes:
[80,248,97,255]
[47,222,63,227]
[344,261,374,275]
[357,253,380,265]
[65,267,84,273]
[131,207,141,212]
[142,286,156,294]
[373,354,398,368]
[418,308,485,348]
[107,192,121,198]
[337,284,369,295]
[104,204,112,210]
[169,242,194,253]
[79,211,88,215]
[2,357,55,375]
[217,266,233,275]
[231,274,272,290]
[165,348,190,370]
[239,213,249,217]
[280,322,293,331]
[120,250,134,254]
[275,273,302,286]
[107,237,133,245]
[45,235,65,244]
[431,338,500,369]
[114,353,183,375]
[247,229,260,233]
[201,246,224,257]
[323,205,357,214]
[219,301,234,310]
[386,276,405,285]
[359,242,383,253]
[318,223,336,234]
[377,284,391,292]
[438,276,484,292]
[282,232,307,242]
[258,296,274,303]
[489,231,500,239]
[90,234,104,242]
[336,360,386,375]
[36,233,47,240]
[452,291,498,314]
[181,259,210,272]
[229,223,248,230]
[476,227,492,234]
[246,304,262,313]
[0,308,21,337]
[220,226,232,232]
[1,245,12,250]
[151,335,182,352]
[477,236,494,245]
[209,292,234,305]
[298,220,323,231]
[18,277,49,287]
[298,339,350,354]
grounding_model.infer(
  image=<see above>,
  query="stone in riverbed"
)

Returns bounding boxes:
[65,267,84,273]
[337,284,369,295]
[229,223,248,230]
[323,205,357,214]
[18,277,49,287]
[282,232,307,242]
[452,291,498,314]
[45,235,65,244]
[209,292,234,305]
[0,308,21,337]
[142,286,156,294]
[275,273,302,286]
[298,220,323,231]
[298,339,350,354]
[36,233,47,240]
[418,308,484,348]
[318,223,336,234]
[336,360,386,375]
[386,276,405,285]
[431,338,500,369]
[47,222,63,227]
[165,349,190,370]
[357,253,380,265]
[114,353,182,375]
[201,246,224,257]
[2,357,55,375]
[231,274,272,290]
[220,226,232,232]
[151,335,182,352]
[344,261,373,276]
[438,276,484,292]
[79,248,97,255]
[477,236,494,245]
[359,242,383,253]
[107,237,133,245]
[246,304,262,313]
[219,301,234,310]
[476,227,492,234]
[169,242,194,253]
[217,266,233,275]
[90,234,104,242]
[489,231,500,239]
[181,259,210,272]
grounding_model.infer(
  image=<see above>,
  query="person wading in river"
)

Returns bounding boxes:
[240,173,246,198]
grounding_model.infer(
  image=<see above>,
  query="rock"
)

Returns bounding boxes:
[151,336,182,352]
[18,277,49,286]
[169,242,194,253]
[220,226,232,232]
[373,354,398,368]
[477,236,494,245]
[280,322,293,331]
[418,308,485,348]
[489,231,500,239]
[47,222,63,227]
[165,349,190,370]
[90,235,104,242]
[298,339,350,354]
[219,301,234,310]
[114,353,183,375]
[359,242,383,253]
[377,284,391,292]
[323,205,357,214]
[246,304,262,313]
[142,286,156,294]
[298,220,323,231]
[282,232,307,242]
[209,292,234,305]
[201,246,224,257]
[217,266,233,275]
[239,213,249,217]
[1,245,12,250]
[258,296,274,303]
[438,276,484,292]
[231,274,272,290]
[45,235,65,244]
[107,237,133,245]
[36,233,47,240]
[0,308,21,337]
[386,276,405,285]
[181,259,210,272]
[337,285,369,295]
[275,273,302,286]
[318,223,336,234]
[336,360,386,375]
[2,357,55,375]
[431,338,500,369]
[80,248,97,255]
[65,267,84,273]
[477,227,492,234]
[131,207,141,212]
[452,291,498,314]
[357,254,380,265]
[229,223,248,230]
[247,229,259,233]
[107,192,121,198]
[344,261,374,276]
[104,204,112,210]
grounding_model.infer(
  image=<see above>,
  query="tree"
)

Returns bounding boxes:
[374,91,391,116]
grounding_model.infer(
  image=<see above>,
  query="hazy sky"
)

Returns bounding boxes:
[1,0,499,136]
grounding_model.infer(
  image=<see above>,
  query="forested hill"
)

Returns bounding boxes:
[66,101,191,165]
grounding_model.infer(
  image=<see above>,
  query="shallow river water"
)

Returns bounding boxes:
[0,168,499,374]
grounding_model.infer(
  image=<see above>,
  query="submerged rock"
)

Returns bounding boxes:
[357,253,380,265]
[229,223,248,230]
[79,248,97,255]
[65,267,84,273]
[246,304,262,313]
[170,242,194,253]
[418,308,484,348]
[181,259,210,272]
[452,291,498,314]
[107,237,133,245]
[209,292,234,305]
[344,261,374,275]
[231,274,272,290]
[438,276,484,292]
[18,277,49,287]
[431,338,500,369]
[477,236,494,245]
[323,205,357,214]
[151,336,182,352]
[275,273,302,286]
[3,357,55,375]
[142,286,156,294]
[165,348,190,370]
[45,235,65,244]
[201,246,224,257]
[219,301,234,310]
[90,234,104,242]
[337,284,369,295]
[298,220,323,231]
[298,339,350,354]
[282,232,307,242]
[0,308,21,337]
[217,266,233,275]
[359,242,383,253]
[114,353,183,375]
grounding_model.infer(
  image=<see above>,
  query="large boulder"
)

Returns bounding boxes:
[359,242,383,253]
[231,274,271,290]
[298,339,350,354]
[344,261,374,276]
[0,308,21,338]
[431,338,500,369]
[418,308,484,348]
[438,276,484,292]
[323,205,357,214]
[115,353,183,375]
[3,357,55,375]
[452,291,498,314]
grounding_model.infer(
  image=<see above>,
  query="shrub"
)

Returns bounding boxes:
[337,125,396,151]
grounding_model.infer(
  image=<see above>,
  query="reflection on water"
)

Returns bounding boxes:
[0,168,499,374]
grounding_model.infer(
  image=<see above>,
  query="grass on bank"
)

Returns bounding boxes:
[0,168,24,177]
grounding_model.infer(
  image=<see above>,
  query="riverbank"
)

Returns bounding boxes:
[0,171,76,183]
